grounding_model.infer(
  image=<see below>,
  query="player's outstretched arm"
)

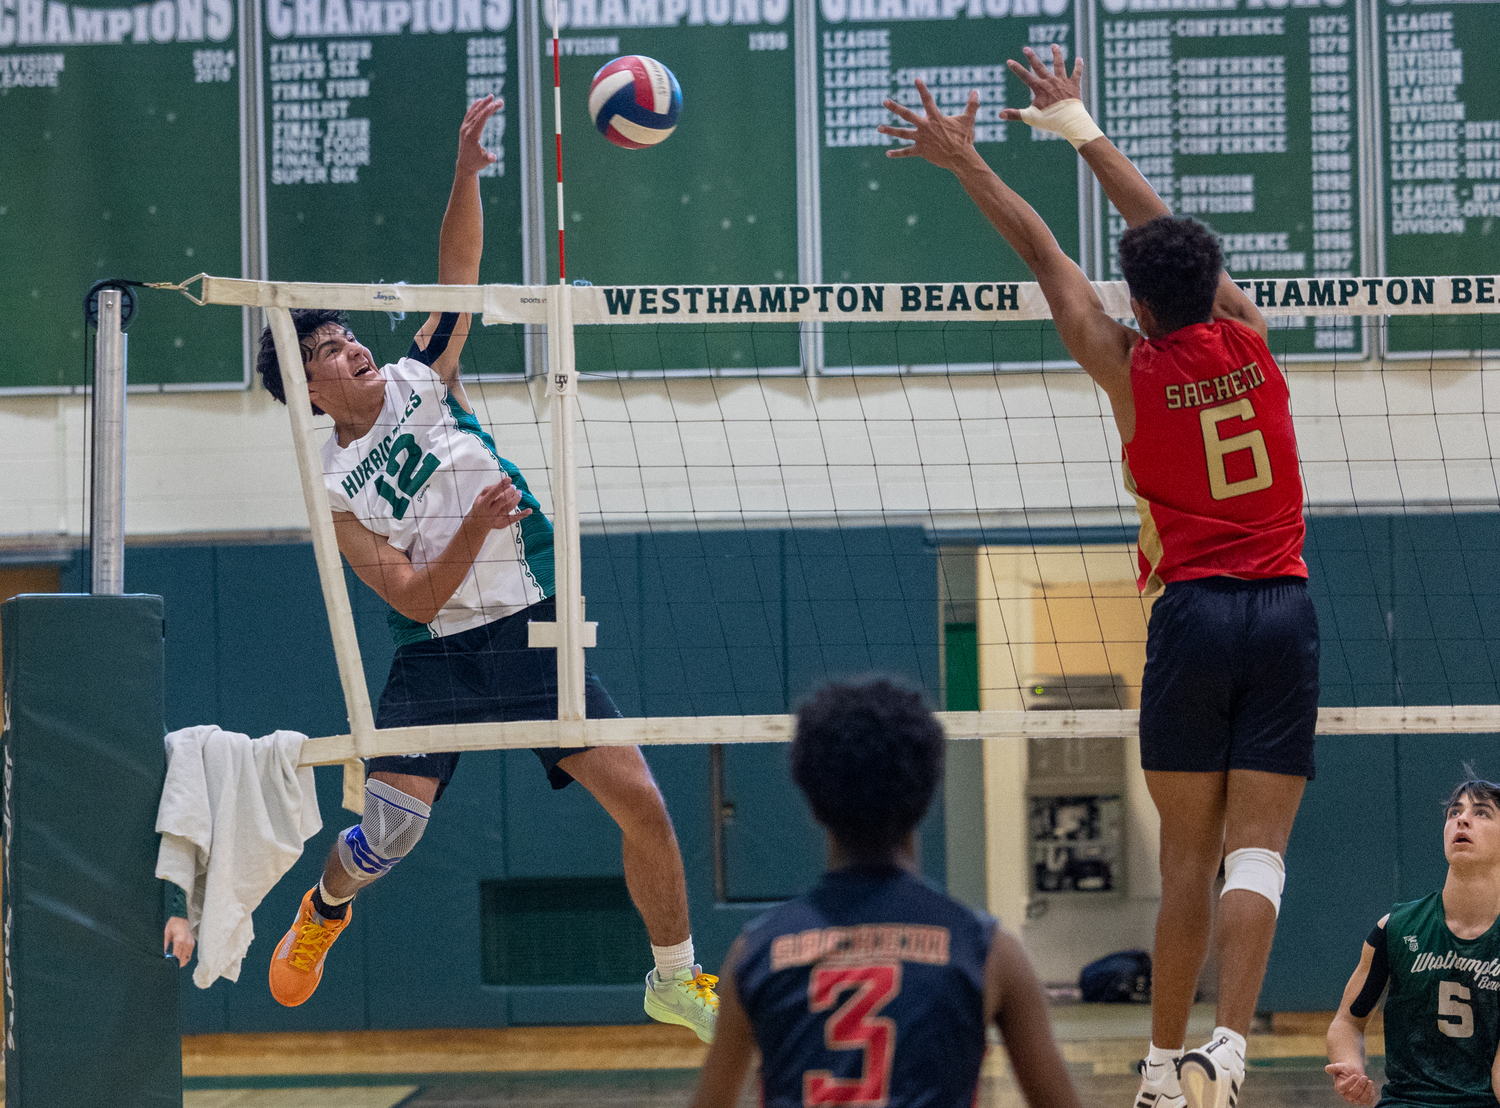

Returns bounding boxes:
[412,95,503,399]
[1003,45,1267,341]
[986,928,1083,1108]
[1001,45,1168,230]
[1325,921,1387,1108]
[333,475,530,624]
[878,79,1135,409]
[690,941,755,1108]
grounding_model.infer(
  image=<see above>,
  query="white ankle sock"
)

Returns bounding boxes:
[652,937,694,980]
[317,878,354,907]
[1147,1043,1183,1068]
[1211,1025,1247,1064]
[1144,1043,1183,1092]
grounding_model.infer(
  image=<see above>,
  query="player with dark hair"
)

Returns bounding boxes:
[255,307,345,410]
[880,46,1318,1108]
[690,678,1082,1108]
[1327,773,1500,1107]
[253,96,717,1042]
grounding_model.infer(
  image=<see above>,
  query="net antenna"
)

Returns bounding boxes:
[523,0,596,742]
[183,272,1500,819]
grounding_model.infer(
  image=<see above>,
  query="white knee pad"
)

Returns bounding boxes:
[337,778,431,881]
[1221,847,1285,917]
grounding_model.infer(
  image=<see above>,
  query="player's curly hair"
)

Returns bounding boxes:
[255,308,348,414]
[1444,763,1500,814]
[1117,215,1224,335]
[790,677,944,856]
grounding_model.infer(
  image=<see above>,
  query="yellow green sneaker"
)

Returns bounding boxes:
[644,964,719,1043]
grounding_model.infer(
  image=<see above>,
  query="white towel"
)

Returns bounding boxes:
[155,726,323,989]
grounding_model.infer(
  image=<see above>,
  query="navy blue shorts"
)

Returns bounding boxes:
[1139,576,1319,780]
[369,596,621,801]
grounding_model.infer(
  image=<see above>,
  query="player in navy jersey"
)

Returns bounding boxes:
[690,679,1082,1108]
[1327,773,1500,1107]
[880,46,1319,1108]
[250,97,716,1041]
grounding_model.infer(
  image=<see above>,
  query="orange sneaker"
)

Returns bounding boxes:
[268,888,351,1007]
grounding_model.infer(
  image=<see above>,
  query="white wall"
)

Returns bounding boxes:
[6,358,1488,544]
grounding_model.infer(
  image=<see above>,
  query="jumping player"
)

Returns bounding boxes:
[1327,774,1500,1107]
[252,96,717,1042]
[690,678,1083,1108]
[880,47,1319,1108]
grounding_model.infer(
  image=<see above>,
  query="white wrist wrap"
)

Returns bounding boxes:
[1016,98,1104,150]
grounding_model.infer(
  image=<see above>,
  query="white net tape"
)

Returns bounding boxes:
[183,276,1500,785]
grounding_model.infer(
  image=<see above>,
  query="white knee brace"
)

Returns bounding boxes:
[337,778,431,881]
[1221,847,1285,917]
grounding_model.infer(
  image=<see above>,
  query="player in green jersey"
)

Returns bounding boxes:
[1327,773,1500,1106]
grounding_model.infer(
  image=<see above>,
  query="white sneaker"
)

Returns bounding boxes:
[1178,1036,1245,1108]
[1135,1058,1186,1108]
[644,964,719,1043]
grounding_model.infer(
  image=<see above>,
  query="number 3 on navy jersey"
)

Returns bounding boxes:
[1200,398,1273,501]
[803,963,901,1107]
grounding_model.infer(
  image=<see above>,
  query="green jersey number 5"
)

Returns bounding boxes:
[1438,980,1474,1038]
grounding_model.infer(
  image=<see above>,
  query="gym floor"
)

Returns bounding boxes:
[165,1006,1376,1107]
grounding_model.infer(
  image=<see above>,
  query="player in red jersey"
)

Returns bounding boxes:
[881,46,1318,1108]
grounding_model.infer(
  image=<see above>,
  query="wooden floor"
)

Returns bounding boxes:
[166,1006,1380,1107]
[184,1025,712,1077]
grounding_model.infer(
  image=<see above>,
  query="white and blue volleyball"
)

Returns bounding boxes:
[588,55,682,149]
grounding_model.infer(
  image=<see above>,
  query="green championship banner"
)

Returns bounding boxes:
[1376,0,1500,355]
[261,0,527,374]
[1089,0,1366,358]
[0,0,244,389]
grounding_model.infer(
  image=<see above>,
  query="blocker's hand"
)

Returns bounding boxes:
[456,94,503,176]
[469,475,532,531]
[999,44,1086,122]
[879,78,980,171]
[1325,1062,1379,1107]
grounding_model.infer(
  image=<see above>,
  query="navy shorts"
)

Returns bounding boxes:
[1139,575,1319,780]
[369,596,621,801]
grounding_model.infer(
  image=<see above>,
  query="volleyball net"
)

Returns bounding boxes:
[177,273,1500,811]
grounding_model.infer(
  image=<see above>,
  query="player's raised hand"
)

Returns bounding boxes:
[1325,1062,1379,1106]
[456,94,502,177]
[1000,44,1085,120]
[469,474,532,531]
[879,79,980,169]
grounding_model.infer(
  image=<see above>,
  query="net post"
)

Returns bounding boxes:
[266,306,375,812]
[536,284,592,742]
[91,289,127,595]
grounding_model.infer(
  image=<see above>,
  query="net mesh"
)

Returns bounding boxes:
[193,279,1500,769]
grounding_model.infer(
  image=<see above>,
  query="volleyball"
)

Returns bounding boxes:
[588,55,682,149]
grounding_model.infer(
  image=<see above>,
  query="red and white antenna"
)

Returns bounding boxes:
[536,0,591,728]
[551,0,565,284]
